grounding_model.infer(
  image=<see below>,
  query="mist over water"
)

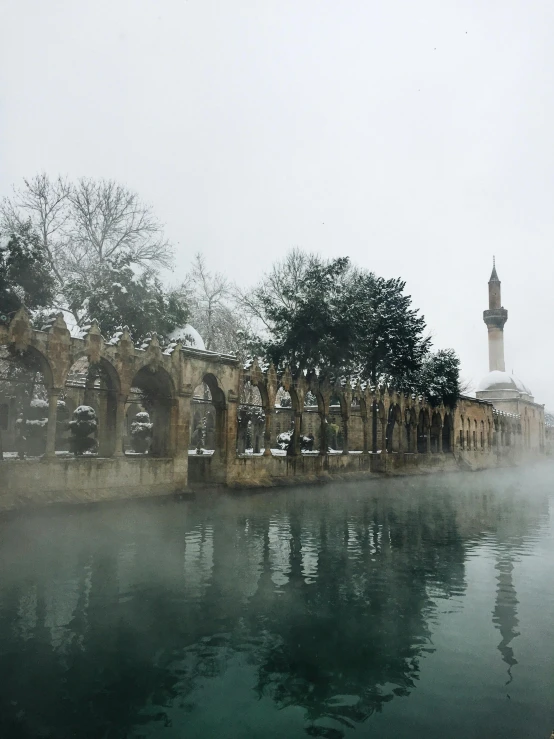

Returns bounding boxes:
[0,467,553,738]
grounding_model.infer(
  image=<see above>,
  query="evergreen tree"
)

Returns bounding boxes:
[0,223,55,320]
[65,256,188,343]
[347,270,431,387]
[68,405,97,456]
[415,349,460,408]
[243,251,353,373]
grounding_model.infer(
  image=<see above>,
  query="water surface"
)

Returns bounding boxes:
[1,466,553,738]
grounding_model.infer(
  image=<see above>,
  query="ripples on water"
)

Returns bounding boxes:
[0,466,553,738]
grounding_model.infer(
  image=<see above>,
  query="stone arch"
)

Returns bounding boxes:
[370,397,387,453]
[417,408,430,453]
[237,380,265,455]
[430,411,442,453]
[386,403,403,452]
[63,354,122,456]
[130,364,175,457]
[311,385,331,456]
[190,372,228,460]
[405,406,418,453]
[442,412,453,453]
[0,343,54,456]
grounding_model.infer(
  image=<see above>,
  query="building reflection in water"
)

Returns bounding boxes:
[0,473,550,738]
[492,549,519,684]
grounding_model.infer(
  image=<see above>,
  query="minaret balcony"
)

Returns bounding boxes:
[483,308,508,329]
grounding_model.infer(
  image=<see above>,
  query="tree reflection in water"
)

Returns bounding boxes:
[0,471,550,738]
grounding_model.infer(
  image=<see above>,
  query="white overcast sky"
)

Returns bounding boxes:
[1,0,553,406]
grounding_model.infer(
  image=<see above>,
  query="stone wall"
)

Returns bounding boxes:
[0,308,550,511]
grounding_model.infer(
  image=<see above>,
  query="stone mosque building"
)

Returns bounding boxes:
[476,260,546,450]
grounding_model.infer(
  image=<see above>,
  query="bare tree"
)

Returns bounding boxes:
[1,173,173,286]
[235,247,311,334]
[184,253,245,353]
[67,178,173,278]
[0,174,71,284]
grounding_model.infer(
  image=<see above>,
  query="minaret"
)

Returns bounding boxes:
[483,258,508,372]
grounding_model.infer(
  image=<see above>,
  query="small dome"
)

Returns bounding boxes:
[476,370,533,399]
[169,324,205,351]
[477,370,517,392]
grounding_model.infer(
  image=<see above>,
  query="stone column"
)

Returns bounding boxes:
[214,404,227,462]
[438,424,443,453]
[237,413,248,454]
[263,408,272,456]
[362,416,369,454]
[112,393,127,457]
[425,425,431,454]
[172,393,192,456]
[380,419,387,454]
[319,412,328,456]
[96,381,110,457]
[44,388,61,458]
[289,411,302,456]
[409,421,417,454]
[397,422,404,454]
[341,413,349,455]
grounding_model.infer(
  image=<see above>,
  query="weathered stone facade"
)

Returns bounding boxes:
[0,307,549,511]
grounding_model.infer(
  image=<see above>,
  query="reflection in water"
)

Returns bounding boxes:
[493,550,520,684]
[0,467,552,738]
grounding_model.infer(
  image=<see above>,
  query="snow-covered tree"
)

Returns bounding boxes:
[23,398,49,456]
[68,405,97,456]
[414,349,460,408]
[65,255,188,343]
[130,411,153,454]
[1,174,173,323]
[0,222,56,319]
[182,253,246,353]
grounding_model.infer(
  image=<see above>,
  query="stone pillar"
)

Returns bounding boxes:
[319,412,328,456]
[425,426,431,454]
[362,416,369,454]
[263,408,272,456]
[214,404,227,462]
[341,413,349,455]
[438,424,443,453]
[172,393,192,456]
[397,422,404,454]
[237,413,248,454]
[96,381,110,457]
[44,388,61,458]
[112,393,127,457]
[380,419,387,454]
[409,421,417,454]
[289,411,302,456]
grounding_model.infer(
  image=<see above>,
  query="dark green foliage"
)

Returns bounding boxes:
[248,253,353,373]
[65,256,188,343]
[69,405,98,456]
[414,349,461,408]
[130,411,153,454]
[347,271,431,387]
[0,223,56,320]
[24,398,49,456]
[243,249,460,408]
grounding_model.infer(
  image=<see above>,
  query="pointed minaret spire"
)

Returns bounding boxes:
[490,255,499,282]
[484,259,508,372]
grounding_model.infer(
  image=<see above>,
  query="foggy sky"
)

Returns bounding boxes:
[2,0,553,407]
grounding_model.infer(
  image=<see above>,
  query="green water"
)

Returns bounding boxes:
[0,466,553,738]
